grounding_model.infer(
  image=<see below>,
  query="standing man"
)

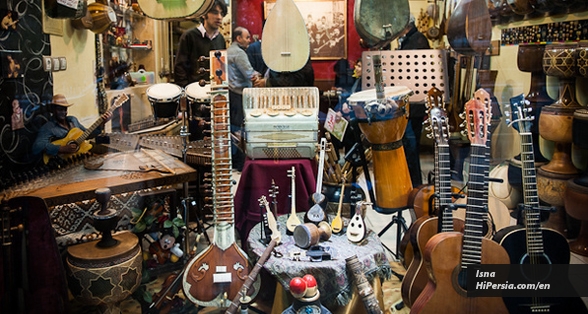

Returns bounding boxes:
[228,26,262,171]
[173,0,228,88]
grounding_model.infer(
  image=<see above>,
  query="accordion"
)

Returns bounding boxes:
[243,87,320,159]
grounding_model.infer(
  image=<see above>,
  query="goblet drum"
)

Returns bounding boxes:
[348,86,413,210]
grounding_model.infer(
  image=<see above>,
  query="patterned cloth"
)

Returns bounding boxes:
[247,213,391,307]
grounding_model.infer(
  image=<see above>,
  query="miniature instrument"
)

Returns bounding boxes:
[346,255,383,314]
[286,167,301,233]
[183,54,258,306]
[305,138,327,223]
[44,94,128,164]
[293,222,332,249]
[243,87,319,159]
[346,201,369,243]
[330,172,347,234]
[493,94,585,313]
[410,92,509,314]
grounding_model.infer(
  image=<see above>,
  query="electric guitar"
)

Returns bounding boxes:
[493,94,587,314]
[286,167,301,233]
[410,91,509,314]
[401,87,464,308]
[305,138,327,224]
[183,82,258,307]
[43,93,128,164]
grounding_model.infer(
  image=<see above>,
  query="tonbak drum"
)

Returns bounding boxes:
[348,86,413,210]
[66,232,142,311]
[564,178,588,256]
[185,82,211,117]
[146,83,183,120]
[293,222,332,249]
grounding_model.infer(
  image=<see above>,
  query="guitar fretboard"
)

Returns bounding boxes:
[438,144,454,232]
[519,131,543,256]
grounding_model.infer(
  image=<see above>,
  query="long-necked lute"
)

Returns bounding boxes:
[410,91,509,314]
[305,138,327,224]
[493,94,587,314]
[183,64,258,306]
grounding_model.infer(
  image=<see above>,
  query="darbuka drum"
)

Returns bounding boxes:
[185,82,211,117]
[146,83,183,120]
[66,232,142,312]
[348,86,413,210]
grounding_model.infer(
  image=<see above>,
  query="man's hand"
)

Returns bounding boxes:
[101,111,113,124]
[252,76,266,88]
[59,142,79,154]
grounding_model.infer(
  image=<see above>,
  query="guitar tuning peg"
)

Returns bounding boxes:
[505,118,511,124]
[459,112,466,120]
[504,111,510,117]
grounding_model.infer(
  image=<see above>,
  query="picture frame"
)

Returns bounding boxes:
[264,0,347,60]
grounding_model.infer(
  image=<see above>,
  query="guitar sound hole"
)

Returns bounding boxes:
[520,253,552,282]
[457,267,469,292]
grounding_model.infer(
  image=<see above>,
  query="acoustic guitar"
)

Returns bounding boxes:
[410,92,509,314]
[43,93,128,164]
[261,0,309,72]
[183,83,258,307]
[493,94,588,314]
[400,87,464,308]
[136,0,213,20]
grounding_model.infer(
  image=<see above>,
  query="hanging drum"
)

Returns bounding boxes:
[44,0,88,19]
[88,2,117,34]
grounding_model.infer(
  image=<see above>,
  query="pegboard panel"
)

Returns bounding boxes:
[362,49,449,104]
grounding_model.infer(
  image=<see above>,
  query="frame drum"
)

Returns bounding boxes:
[185,82,211,117]
[146,83,183,120]
[348,86,413,210]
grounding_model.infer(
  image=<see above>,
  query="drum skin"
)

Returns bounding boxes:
[147,83,183,119]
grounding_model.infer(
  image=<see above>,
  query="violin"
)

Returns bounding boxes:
[149,272,184,314]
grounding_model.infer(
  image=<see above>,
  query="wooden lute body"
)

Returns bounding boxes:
[446,0,492,56]
[493,94,587,314]
[410,90,509,314]
[401,87,464,308]
[354,0,410,48]
[183,60,258,306]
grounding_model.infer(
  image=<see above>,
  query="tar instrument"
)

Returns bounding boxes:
[348,55,413,210]
[147,83,183,120]
[183,53,259,307]
[242,87,319,159]
[410,92,509,314]
[354,0,410,48]
[44,94,129,165]
[401,87,464,309]
[494,94,586,313]
[137,0,213,20]
[261,0,309,72]
[305,138,327,224]
[286,167,302,233]
[446,0,492,56]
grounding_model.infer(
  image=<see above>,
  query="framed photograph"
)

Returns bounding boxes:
[264,0,347,60]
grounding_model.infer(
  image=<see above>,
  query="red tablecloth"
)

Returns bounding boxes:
[234,159,316,248]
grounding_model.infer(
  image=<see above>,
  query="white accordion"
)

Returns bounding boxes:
[243,87,320,159]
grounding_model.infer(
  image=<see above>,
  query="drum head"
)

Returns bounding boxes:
[185,83,211,103]
[147,83,182,119]
[347,86,412,103]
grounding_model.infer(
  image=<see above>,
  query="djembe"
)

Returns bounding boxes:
[66,188,142,313]
[537,43,581,236]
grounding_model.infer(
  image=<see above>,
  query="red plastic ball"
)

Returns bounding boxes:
[289,277,307,299]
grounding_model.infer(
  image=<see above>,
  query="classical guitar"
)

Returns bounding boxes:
[401,87,464,308]
[136,0,213,20]
[286,166,302,233]
[183,83,258,307]
[493,94,587,314]
[331,171,347,234]
[305,138,327,224]
[261,0,309,72]
[43,93,129,164]
[410,92,509,314]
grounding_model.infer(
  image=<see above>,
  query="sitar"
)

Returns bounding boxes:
[183,82,258,307]
[43,93,128,164]
[401,87,464,308]
[493,94,587,314]
[410,92,509,314]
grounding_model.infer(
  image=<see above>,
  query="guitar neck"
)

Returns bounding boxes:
[437,144,454,232]
[315,139,326,194]
[519,131,544,255]
[462,144,489,266]
[290,167,296,215]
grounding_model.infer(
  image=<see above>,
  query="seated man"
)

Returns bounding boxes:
[32,94,112,162]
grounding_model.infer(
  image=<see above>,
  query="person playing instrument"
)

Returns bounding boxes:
[227,26,262,171]
[173,0,228,88]
[32,94,112,159]
[399,14,430,187]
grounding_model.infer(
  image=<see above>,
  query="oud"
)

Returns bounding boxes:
[493,94,587,313]
[44,93,128,164]
[410,91,509,314]
[183,82,258,307]
[401,87,464,308]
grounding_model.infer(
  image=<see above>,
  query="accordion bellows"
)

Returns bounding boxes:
[243,87,319,159]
